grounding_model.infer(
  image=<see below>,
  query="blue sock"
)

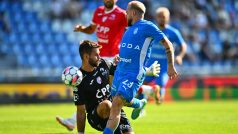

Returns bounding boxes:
[103,128,113,134]
[138,93,146,100]
[131,98,142,108]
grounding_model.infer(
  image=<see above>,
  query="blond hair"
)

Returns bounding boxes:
[128,1,146,14]
[156,7,170,18]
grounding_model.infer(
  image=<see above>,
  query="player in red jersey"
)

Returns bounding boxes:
[74,0,127,60]
[56,0,128,131]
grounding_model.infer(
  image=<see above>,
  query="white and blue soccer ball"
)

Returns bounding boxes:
[62,66,83,87]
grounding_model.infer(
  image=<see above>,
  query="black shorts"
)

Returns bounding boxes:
[87,107,133,134]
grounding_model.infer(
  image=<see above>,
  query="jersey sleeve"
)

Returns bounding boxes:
[73,85,85,105]
[174,30,185,46]
[103,59,117,75]
[92,8,99,24]
[146,23,166,42]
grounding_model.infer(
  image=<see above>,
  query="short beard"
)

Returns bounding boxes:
[127,19,132,26]
[89,58,99,67]
[104,1,114,9]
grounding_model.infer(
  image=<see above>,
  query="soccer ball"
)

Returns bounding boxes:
[62,66,83,87]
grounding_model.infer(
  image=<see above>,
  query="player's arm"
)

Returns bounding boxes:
[174,30,187,65]
[103,56,119,76]
[76,105,86,133]
[146,23,178,79]
[74,23,97,34]
[74,8,99,34]
[176,42,187,65]
[160,37,178,79]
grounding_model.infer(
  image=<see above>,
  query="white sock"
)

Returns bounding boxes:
[141,85,154,95]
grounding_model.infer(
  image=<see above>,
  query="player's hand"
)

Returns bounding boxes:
[175,56,183,65]
[167,65,178,80]
[146,61,160,77]
[113,55,120,65]
[74,24,83,32]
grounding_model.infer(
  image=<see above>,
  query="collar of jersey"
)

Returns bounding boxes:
[80,67,96,75]
[104,5,117,14]
[132,19,143,26]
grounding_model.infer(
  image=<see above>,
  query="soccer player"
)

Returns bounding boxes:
[70,40,133,134]
[103,1,178,134]
[57,40,160,133]
[74,0,127,61]
[141,7,187,104]
[56,0,127,130]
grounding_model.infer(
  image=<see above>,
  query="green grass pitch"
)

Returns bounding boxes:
[0,100,238,134]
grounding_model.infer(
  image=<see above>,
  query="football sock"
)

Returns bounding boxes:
[131,98,143,108]
[103,128,114,134]
[137,92,146,100]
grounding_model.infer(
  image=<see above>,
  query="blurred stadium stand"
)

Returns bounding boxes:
[0,0,238,83]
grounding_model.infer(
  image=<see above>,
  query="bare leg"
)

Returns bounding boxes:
[103,96,124,134]
[97,100,112,119]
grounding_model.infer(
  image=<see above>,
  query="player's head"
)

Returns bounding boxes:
[127,1,146,26]
[156,7,170,26]
[103,0,117,9]
[79,40,102,67]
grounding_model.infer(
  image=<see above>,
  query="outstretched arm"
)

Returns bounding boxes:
[74,23,97,34]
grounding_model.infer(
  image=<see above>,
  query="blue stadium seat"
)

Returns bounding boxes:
[17,54,29,67]
[28,54,38,67]
[0,1,9,11]
[63,55,72,66]
[32,33,42,44]
[0,43,12,54]
[29,23,38,33]
[12,11,24,23]
[20,33,31,44]
[47,44,57,55]
[54,33,67,44]
[12,43,24,55]
[39,54,50,67]
[25,12,38,23]
[69,43,79,55]
[17,22,28,33]
[24,43,35,55]
[59,44,69,55]
[73,54,82,67]
[43,33,54,44]
[9,33,20,44]
[35,43,45,55]
[51,54,61,68]
[40,21,51,33]
[10,2,22,12]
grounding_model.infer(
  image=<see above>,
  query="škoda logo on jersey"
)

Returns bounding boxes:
[120,43,140,50]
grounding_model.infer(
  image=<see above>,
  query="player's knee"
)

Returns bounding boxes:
[97,100,112,119]
[154,85,160,90]
[112,96,124,107]
[109,96,124,117]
